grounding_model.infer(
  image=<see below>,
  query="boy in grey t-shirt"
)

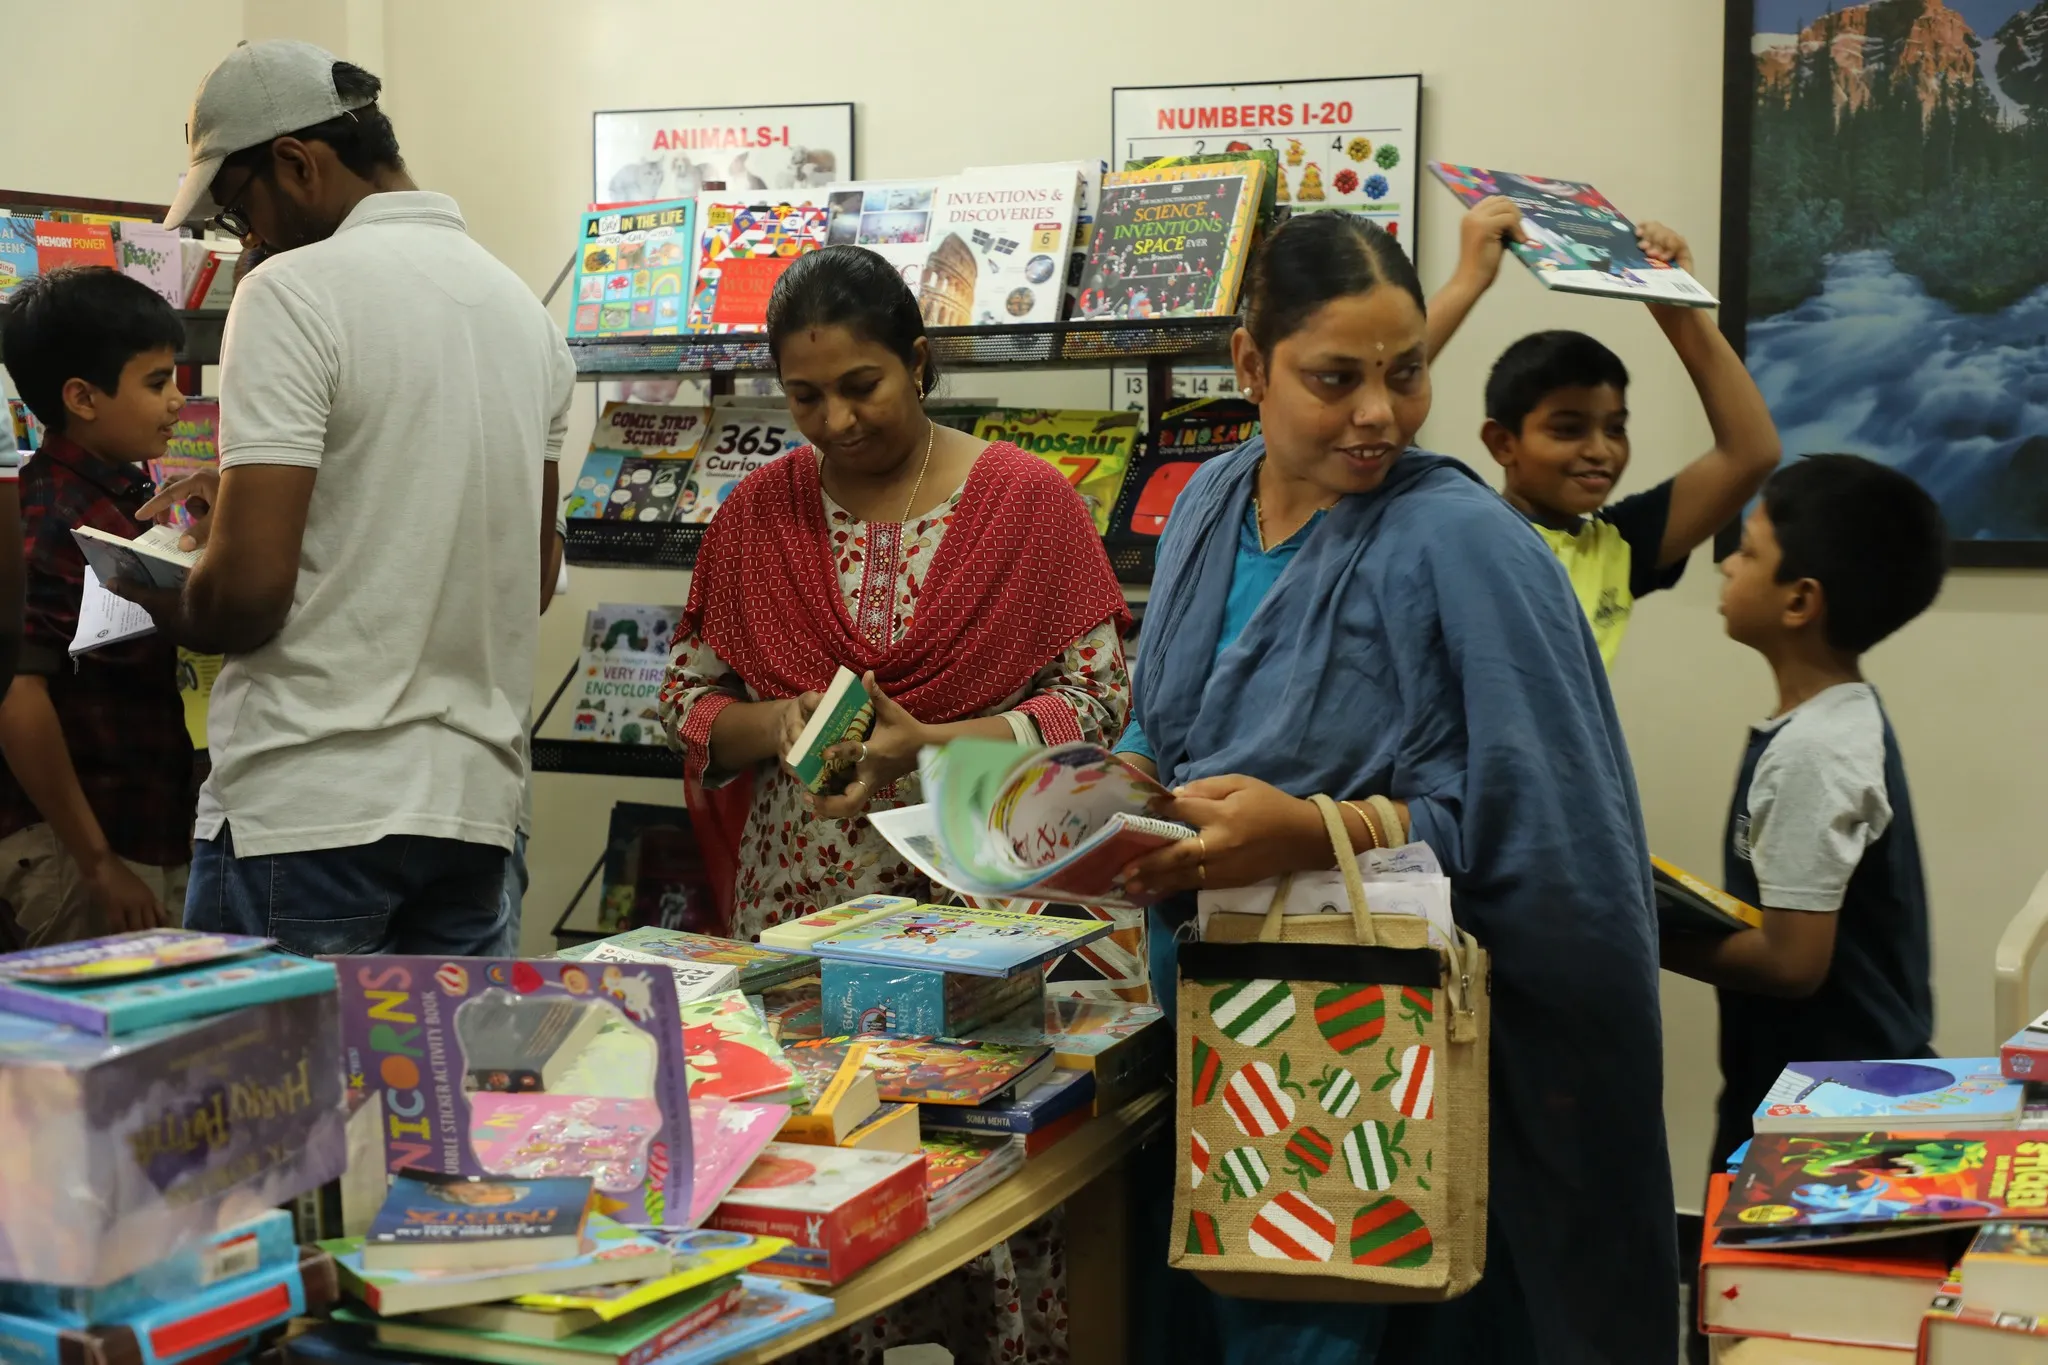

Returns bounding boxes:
[1661,455,1950,1165]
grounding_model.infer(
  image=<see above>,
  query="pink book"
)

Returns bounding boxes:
[466,1094,675,1219]
[688,1097,789,1227]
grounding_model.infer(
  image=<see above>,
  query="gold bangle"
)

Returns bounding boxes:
[1343,800,1382,851]
[1367,795,1406,847]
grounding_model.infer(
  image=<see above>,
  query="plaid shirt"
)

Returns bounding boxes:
[0,434,193,866]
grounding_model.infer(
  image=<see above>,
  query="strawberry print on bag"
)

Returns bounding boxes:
[1312,984,1386,1054]
[1348,1196,1433,1268]
[1209,979,1297,1046]
[1340,1119,1411,1192]
[1223,1056,1304,1138]
[1312,1064,1362,1118]
[1283,1125,1336,1189]
[1248,1190,1337,1262]
[1374,1043,1436,1120]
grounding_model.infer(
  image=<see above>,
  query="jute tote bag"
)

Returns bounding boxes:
[1169,795,1491,1302]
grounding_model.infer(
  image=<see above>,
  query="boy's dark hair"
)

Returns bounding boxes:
[766,245,939,396]
[0,268,185,431]
[1764,454,1949,654]
[219,61,404,180]
[1484,330,1631,433]
[1242,213,1425,355]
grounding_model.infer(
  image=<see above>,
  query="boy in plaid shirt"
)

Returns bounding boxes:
[0,269,193,944]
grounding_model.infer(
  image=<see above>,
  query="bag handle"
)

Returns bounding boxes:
[1258,795,1377,945]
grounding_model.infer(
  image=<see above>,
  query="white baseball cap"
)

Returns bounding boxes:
[164,39,375,228]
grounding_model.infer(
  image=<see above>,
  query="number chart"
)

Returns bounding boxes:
[1108,75,1422,413]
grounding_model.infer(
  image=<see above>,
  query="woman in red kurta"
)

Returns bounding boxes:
[660,246,1130,939]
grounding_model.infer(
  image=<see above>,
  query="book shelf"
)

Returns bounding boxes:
[564,315,1236,571]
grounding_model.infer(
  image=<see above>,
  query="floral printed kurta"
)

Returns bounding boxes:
[660,484,1129,940]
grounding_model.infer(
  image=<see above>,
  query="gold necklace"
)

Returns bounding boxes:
[1251,460,1339,552]
[900,419,936,524]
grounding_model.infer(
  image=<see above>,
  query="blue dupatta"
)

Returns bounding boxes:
[1135,438,1679,1363]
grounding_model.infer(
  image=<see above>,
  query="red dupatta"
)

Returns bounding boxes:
[678,440,1130,925]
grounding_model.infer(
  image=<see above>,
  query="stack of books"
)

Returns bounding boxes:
[311,1172,831,1365]
[1701,1055,2048,1360]
[0,929,352,1360]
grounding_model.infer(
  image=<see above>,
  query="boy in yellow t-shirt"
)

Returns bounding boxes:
[1443,214,1783,667]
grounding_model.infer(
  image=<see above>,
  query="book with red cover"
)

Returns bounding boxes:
[2001,1009,2048,1081]
[1919,1278,2048,1361]
[1697,1174,1954,1349]
[1718,1131,2048,1235]
[33,222,116,274]
[705,1142,926,1285]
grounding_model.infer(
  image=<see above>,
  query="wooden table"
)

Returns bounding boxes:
[724,1088,1169,1364]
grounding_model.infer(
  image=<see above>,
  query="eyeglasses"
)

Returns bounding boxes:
[207,156,268,241]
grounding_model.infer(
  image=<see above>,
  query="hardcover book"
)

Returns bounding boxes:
[559,927,811,993]
[809,904,1112,980]
[1753,1058,2025,1135]
[758,895,916,952]
[677,990,805,1106]
[336,957,693,1227]
[819,958,1042,1036]
[1653,856,1764,935]
[916,168,1082,328]
[569,199,695,339]
[920,1067,1095,1138]
[1081,162,1263,320]
[686,1098,790,1226]
[1719,1131,2048,1235]
[0,1209,295,1327]
[363,1173,592,1271]
[1106,398,1259,544]
[971,408,1139,537]
[0,993,348,1286]
[785,1034,1055,1107]
[1428,162,1717,308]
[783,667,874,795]
[321,1217,670,1316]
[706,1143,928,1285]
[0,944,333,1037]
[687,198,828,333]
[344,1277,743,1365]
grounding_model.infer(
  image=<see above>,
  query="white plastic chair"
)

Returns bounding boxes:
[1993,867,2048,1043]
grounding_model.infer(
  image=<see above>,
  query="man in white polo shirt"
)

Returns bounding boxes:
[123,41,572,955]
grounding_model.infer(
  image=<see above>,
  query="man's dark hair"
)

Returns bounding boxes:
[1763,453,1949,654]
[0,268,185,431]
[220,60,404,179]
[1484,330,1630,433]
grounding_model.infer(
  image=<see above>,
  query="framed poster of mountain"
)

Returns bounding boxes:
[1722,0,2048,566]
[593,103,855,204]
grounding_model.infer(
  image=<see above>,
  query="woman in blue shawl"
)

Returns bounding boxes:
[1117,214,1677,1363]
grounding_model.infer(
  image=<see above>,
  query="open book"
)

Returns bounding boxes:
[866,739,1193,909]
[70,524,197,592]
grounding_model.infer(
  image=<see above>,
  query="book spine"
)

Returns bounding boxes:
[0,980,105,1032]
[619,1283,744,1365]
[923,1108,1028,1136]
[826,1163,928,1283]
[184,256,220,310]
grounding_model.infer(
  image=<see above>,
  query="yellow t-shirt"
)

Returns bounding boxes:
[1526,482,1682,671]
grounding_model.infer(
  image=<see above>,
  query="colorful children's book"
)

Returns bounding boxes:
[346,1276,743,1365]
[820,958,1042,1035]
[321,1217,670,1316]
[0,215,37,302]
[706,1143,928,1285]
[1428,162,1717,308]
[840,1102,921,1154]
[0,947,333,1036]
[607,1275,831,1365]
[364,1172,593,1272]
[752,974,823,1041]
[336,957,693,1227]
[568,603,680,748]
[1653,856,1764,935]
[687,197,828,333]
[869,740,1194,910]
[1919,1277,2048,1357]
[778,1041,881,1145]
[562,927,813,994]
[920,1067,1095,1138]
[0,929,265,984]
[0,1209,295,1328]
[811,903,1111,980]
[1696,1174,1952,1350]
[580,952,736,1012]
[1082,161,1264,320]
[116,224,185,306]
[686,1099,790,1227]
[32,220,116,274]
[1754,1059,2026,1135]
[149,399,220,531]
[971,997,1169,1113]
[1107,397,1258,544]
[823,179,942,298]
[1719,1131,2048,1235]
[786,1034,1056,1107]
[2002,1008,2048,1080]
[0,993,348,1287]
[922,1132,1026,1224]
[1959,1221,2048,1319]
[783,666,874,795]
[916,168,1082,328]
[971,408,1140,536]
[678,990,806,1106]
[570,200,695,339]
[759,895,917,952]
[0,1247,337,1365]
[673,397,799,524]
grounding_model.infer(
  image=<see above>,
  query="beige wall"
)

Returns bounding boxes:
[11,0,2046,1201]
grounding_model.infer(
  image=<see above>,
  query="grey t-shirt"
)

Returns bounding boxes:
[1737,682,1892,912]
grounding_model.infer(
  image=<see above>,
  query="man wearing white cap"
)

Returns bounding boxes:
[120,41,573,955]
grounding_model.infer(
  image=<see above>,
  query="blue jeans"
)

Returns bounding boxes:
[186,825,509,957]
[489,830,528,956]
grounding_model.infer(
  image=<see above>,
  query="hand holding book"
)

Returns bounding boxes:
[1122,773,1405,900]
[136,468,220,553]
[808,672,924,821]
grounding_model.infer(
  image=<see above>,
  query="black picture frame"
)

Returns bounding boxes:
[1717,1,2048,568]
